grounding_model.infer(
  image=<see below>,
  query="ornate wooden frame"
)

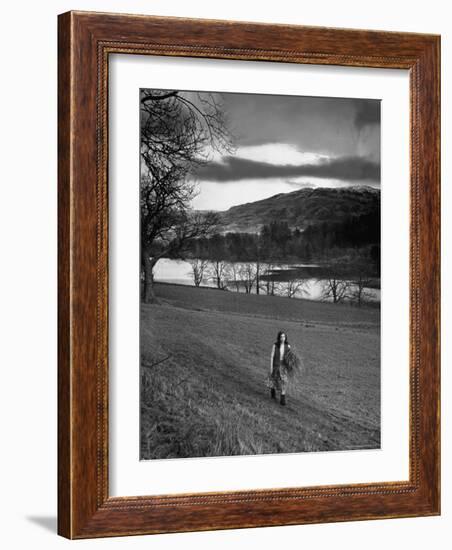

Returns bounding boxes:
[58,10,440,539]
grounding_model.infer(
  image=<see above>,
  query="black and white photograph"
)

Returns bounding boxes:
[0,0,445,545]
[139,88,381,460]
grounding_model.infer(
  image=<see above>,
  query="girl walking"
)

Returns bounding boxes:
[267,330,291,406]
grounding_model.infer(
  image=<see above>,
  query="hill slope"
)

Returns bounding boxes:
[216,185,380,233]
[140,284,380,459]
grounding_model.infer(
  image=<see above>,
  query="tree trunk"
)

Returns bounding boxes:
[143,250,158,304]
[332,280,338,303]
[256,261,260,294]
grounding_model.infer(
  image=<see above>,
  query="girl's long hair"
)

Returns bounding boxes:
[274,330,289,346]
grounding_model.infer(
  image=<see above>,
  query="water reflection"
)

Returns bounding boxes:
[153,259,380,303]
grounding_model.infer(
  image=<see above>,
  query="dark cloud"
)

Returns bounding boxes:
[195,155,380,183]
[354,100,381,131]
[220,93,380,159]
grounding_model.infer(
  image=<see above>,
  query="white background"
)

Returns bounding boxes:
[0,1,449,549]
[110,56,409,496]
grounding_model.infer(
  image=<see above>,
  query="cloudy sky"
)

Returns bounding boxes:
[176,91,380,211]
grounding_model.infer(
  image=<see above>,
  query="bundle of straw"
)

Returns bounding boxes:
[284,347,304,379]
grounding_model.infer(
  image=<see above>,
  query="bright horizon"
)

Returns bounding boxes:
[190,177,380,212]
[180,91,381,211]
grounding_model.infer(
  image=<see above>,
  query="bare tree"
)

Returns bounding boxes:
[229,262,243,292]
[255,259,262,295]
[189,258,209,287]
[239,263,257,294]
[141,202,220,302]
[319,273,351,303]
[140,90,234,303]
[208,260,230,290]
[349,276,373,306]
[252,237,265,295]
[283,278,308,299]
[261,262,279,296]
[348,260,374,306]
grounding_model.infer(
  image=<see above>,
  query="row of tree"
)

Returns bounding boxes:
[187,256,378,306]
[187,219,380,268]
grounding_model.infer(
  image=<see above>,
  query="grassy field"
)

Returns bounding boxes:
[140,283,380,459]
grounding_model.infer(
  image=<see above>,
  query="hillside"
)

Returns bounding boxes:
[216,185,380,234]
[140,283,380,459]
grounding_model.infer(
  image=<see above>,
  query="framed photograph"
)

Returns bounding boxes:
[58,11,440,539]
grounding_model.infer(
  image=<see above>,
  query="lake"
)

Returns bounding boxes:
[153,258,380,303]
